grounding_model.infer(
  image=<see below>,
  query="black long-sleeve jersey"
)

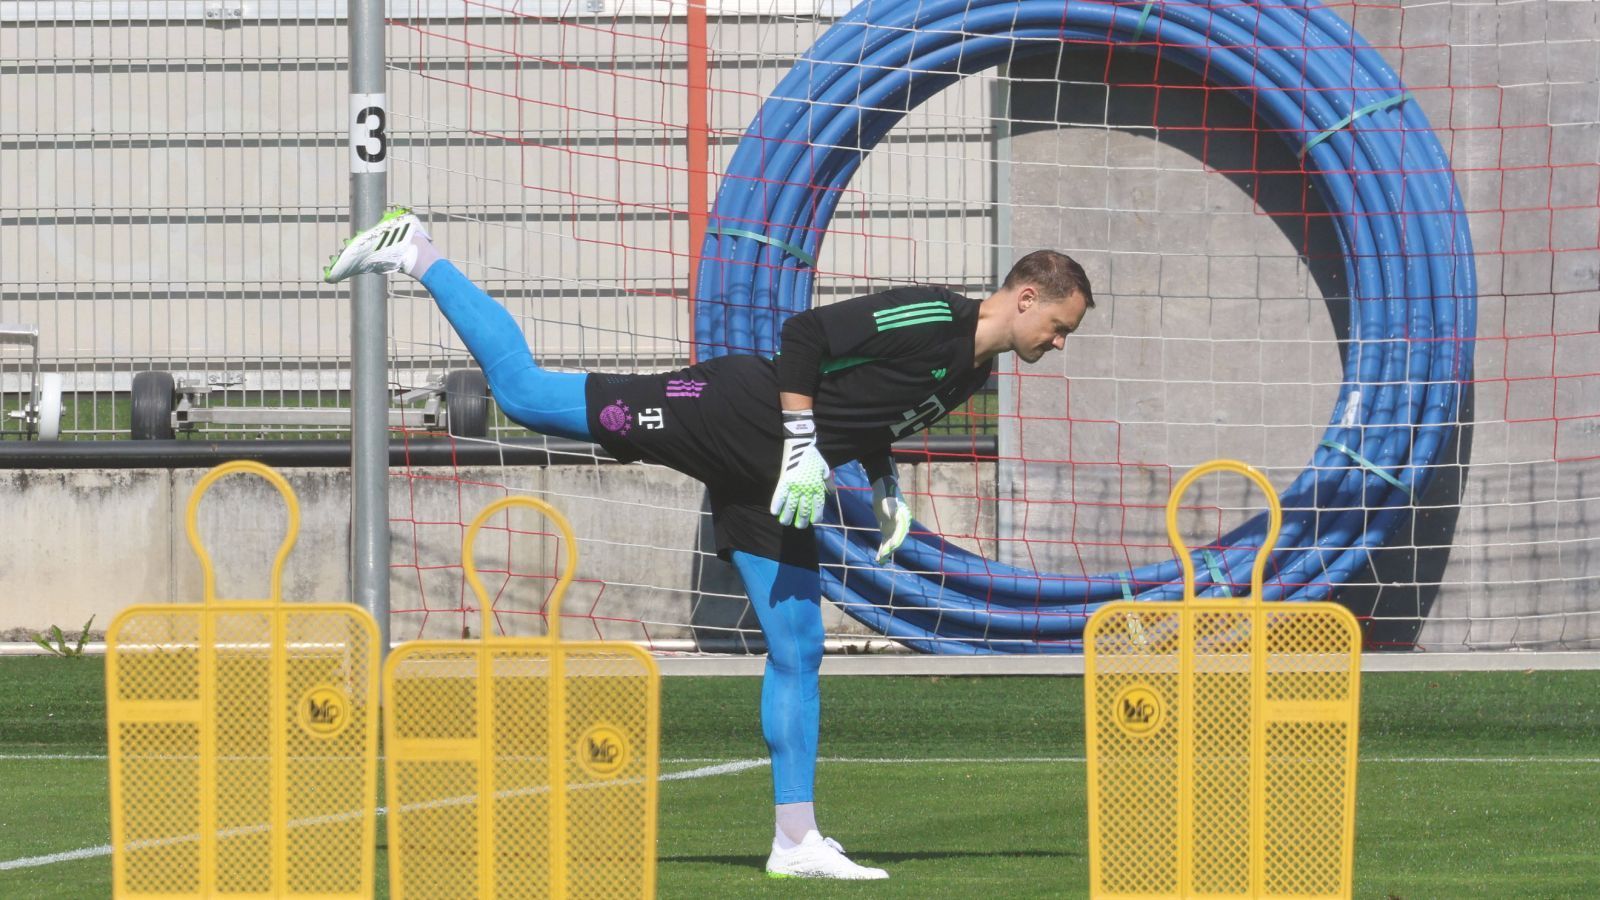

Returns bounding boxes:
[776,285,992,466]
[583,285,992,564]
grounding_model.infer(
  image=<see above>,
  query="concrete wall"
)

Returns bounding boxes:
[0,461,994,644]
[1001,2,1600,649]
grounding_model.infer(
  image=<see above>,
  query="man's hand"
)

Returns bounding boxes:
[871,475,912,563]
[770,409,831,528]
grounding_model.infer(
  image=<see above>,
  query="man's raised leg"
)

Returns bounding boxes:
[323,208,590,441]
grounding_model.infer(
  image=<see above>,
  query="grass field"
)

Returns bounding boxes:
[2,656,1597,898]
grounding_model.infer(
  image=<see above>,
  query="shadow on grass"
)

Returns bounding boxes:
[663,848,1079,868]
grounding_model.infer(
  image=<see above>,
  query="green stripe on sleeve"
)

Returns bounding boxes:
[876,313,954,332]
[872,300,950,323]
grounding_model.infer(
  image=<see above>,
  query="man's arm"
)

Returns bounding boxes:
[769,401,830,529]
[768,289,961,531]
[768,308,833,529]
[860,452,894,484]
[774,287,962,400]
[775,311,828,406]
[782,313,910,560]
[780,391,814,413]
[862,451,911,563]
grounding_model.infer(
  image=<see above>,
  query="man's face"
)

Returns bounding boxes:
[1013,287,1088,363]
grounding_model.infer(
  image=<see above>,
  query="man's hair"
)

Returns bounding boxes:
[1002,250,1095,308]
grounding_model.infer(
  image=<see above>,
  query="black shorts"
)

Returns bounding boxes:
[584,356,819,569]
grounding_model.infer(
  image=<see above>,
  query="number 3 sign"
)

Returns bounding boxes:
[350,94,388,173]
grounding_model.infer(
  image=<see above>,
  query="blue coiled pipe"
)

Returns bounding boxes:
[694,0,1476,653]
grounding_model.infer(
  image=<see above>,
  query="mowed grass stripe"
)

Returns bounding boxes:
[5,754,1598,898]
[3,659,1597,897]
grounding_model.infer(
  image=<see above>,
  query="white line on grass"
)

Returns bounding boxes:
[661,759,769,780]
[8,752,1600,872]
[0,758,769,873]
[0,844,115,871]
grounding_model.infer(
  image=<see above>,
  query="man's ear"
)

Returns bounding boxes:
[1017,284,1037,310]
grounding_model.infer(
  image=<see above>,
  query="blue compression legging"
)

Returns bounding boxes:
[419,260,591,441]
[731,550,824,805]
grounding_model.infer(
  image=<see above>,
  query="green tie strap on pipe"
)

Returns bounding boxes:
[1201,549,1227,588]
[1300,92,1414,160]
[705,225,817,268]
[1319,439,1415,501]
[1132,3,1156,41]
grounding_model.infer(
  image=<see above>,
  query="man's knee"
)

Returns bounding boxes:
[487,366,591,441]
[766,600,824,675]
[796,611,824,670]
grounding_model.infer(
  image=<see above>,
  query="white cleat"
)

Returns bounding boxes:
[766,831,888,880]
[322,207,429,283]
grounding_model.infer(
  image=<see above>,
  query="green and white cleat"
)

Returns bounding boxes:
[322,207,429,283]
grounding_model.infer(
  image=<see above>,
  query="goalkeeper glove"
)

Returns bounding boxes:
[871,474,912,563]
[770,409,831,529]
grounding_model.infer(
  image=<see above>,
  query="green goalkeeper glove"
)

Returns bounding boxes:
[770,409,831,529]
[871,473,912,563]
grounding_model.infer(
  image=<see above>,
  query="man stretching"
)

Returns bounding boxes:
[325,209,1093,879]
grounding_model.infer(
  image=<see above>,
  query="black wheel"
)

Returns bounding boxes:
[443,369,490,437]
[130,371,176,440]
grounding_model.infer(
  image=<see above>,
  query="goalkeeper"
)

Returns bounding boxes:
[325,209,1092,880]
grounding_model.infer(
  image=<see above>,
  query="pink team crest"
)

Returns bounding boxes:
[599,400,631,434]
